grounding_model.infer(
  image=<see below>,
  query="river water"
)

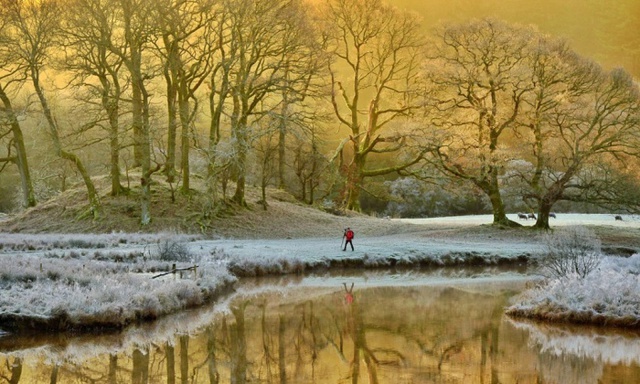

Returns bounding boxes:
[1,268,639,383]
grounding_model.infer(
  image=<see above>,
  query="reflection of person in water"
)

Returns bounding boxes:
[340,282,379,381]
[342,282,356,342]
[343,282,354,304]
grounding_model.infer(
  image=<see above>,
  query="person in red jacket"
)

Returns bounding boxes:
[343,227,354,251]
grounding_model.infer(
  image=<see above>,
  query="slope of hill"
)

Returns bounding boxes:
[2,176,640,253]
[0,177,417,239]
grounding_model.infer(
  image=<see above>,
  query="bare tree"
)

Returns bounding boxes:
[223,0,318,206]
[322,0,427,211]
[519,50,640,228]
[423,18,536,226]
[202,2,232,216]
[63,0,126,196]
[272,6,327,192]
[153,0,215,191]
[291,126,328,204]
[2,0,101,217]
[253,128,279,210]
[103,0,158,225]
[424,19,640,228]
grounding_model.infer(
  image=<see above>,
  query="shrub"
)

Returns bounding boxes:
[538,226,603,279]
[156,238,192,262]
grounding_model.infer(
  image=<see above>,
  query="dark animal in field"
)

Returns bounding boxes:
[549,212,556,218]
[527,213,537,220]
[517,213,528,220]
[615,215,623,221]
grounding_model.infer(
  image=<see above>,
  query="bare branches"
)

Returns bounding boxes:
[323,0,426,210]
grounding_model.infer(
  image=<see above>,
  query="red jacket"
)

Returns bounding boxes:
[345,229,354,240]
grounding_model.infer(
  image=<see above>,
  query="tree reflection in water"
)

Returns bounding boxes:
[1,281,640,383]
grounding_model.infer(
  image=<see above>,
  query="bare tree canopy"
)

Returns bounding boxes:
[422,18,640,228]
[322,0,428,211]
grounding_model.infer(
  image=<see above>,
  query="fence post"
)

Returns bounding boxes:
[172,263,176,280]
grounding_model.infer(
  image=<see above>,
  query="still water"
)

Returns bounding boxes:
[1,269,639,383]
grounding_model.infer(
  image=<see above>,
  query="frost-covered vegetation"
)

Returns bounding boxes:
[0,234,235,332]
[507,227,640,327]
[0,232,201,253]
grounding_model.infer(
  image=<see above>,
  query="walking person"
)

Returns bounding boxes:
[343,227,354,251]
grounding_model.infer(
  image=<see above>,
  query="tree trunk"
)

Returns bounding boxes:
[165,69,178,183]
[132,80,143,168]
[6,357,22,384]
[179,88,191,193]
[108,354,118,384]
[278,92,290,190]
[50,364,59,384]
[100,77,123,196]
[31,70,101,218]
[278,121,286,189]
[278,315,286,384]
[488,188,510,226]
[132,348,149,384]
[344,151,364,211]
[481,174,518,227]
[231,112,248,206]
[140,85,153,226]
[0,84,36,208]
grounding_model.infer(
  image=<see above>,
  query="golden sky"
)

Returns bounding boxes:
[394,0,640,78]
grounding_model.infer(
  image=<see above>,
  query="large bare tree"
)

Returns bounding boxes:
[517,46,640,228]
[323,0,427,211]
[424,19,536,226]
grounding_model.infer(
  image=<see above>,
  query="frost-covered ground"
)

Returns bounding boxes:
[0,213,639,332]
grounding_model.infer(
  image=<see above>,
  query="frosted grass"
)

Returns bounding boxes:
[0,253,235,330]
[507,254,640,327]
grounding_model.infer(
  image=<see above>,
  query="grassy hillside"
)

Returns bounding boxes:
[0,176,414,239]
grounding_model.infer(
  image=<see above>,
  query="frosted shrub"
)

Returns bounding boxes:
[156,238,192,262]
[539,226,603,279]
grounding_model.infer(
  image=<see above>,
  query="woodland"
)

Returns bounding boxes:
[1,0,640,231]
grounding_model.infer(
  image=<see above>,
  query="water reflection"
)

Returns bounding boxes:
[508,319,640,384]
[1,273,639,383]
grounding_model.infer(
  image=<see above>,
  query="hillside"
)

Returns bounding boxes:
[2,176,640,253]
[0,177,419,239]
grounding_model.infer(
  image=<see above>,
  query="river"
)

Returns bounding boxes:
[1,268,639,383]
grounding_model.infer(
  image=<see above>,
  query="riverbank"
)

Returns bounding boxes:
[1,213,639,332]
